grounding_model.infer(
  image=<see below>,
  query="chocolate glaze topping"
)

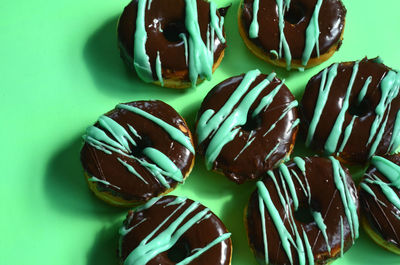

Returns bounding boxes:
[80,101,194,203]
[360,154,400,248]
[301,58,400,163]
[246,157,359,265]
[118,0,227,82]
[196,71,298,184]
[240,0,346,59]
[119,196,232,265]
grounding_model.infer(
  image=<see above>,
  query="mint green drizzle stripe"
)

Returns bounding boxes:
[291,169,307,198]
[293,157,306,175]
[263,100,298,137]
[251,74,281,117]
[185,0,213,86]
[155,51,164,86]
[279,163,299,210]
[301,0,323,66]
[179,33,189,65]
[365,177,400,210]
[325,61,359,154]
[204,72,274,169]
[176,233,231,265]
[125,201,212,265]
[329,157,359,240]
[98,115,136,152]
[389,110,400,154]
[276,0,292,70]
[84,126,126,156]
[142,147,183,182]
[249,0,260,38]
[268,171,287,209]
[306,63,338,146]
[257,181,295,264]
[209,2,225,43]
[338,116,356,153]
[117,158,149,184]
[358,76,372,103]
[88,176,121,190]
[312,211,331,253]
[371,156,400,189]
[369,107,390,158]
[376,71,400,115]
[264,141,280,162]
[134,0,153,82]
[197,69,260,144]
[234,131,256,161]
[302,228,314,265]
[117,104,194,154]
[258,194,269,264]
[290,118,300,131]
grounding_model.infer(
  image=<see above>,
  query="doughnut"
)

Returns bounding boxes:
[117,0,228,88]
[301,58,400,164]
[119,195,232,265]
[195,69,299,184]
[246,156,359,265]
[238,0,346,70]
[80,100,195,207]
[359,155,400,254]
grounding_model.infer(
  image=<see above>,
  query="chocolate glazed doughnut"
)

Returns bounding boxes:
[360,155,400,254]
[118,0,228,88]
[246,156,359,265]
[301,58,400,164]
[238,0,346,70]
[80,101,195,206]
[195,69,299,184]
[119,196,232,265]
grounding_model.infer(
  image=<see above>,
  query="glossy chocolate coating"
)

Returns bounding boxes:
[196,73,298,184]
[246,157,359,265]
[119,196,232,265]
[240,0,346,59]
[360,154,400,248]
[301,58,400,163]
[117,0,227,81]
[80,100,194,203]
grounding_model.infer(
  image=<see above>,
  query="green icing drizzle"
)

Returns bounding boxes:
[209,2,225,43]
[179,33,189,66]
[302,228,314,265]
[306,63,338,146]
[88,176,121,190]
[249,0,260,38]
[376,71,400,116]
[340,216,344,257]
[262,100,298,137]
[264,141,280,162]
[325,61,359,154]
[155,51,164,86]
[257,181,295,264]
[133,0,153,82]
[293,157,306,174]
[371,156,400,189]
[337,115,356,153]
[312,211,331,253]
[117,158,149,184]
[358,76,372,104]
[258,194,269,264]
[276,0,292,70]
[302,0,323,66]
[117,104,194,154]
[142,147,183,182]
[123,199,231,265]
[365,176,400,210]
[369,109,390,158]
[279,163,299,210]
[329,156,359,241]
[389,110,400,154]
[251,74,282,117]
[234,131,256,161]
[290,118,300,131]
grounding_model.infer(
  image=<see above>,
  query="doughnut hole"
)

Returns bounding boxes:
[242,114,262,132]
[163,21,187,43]
[284,2,306,25]
[348,98,373,117]
[167,238,191,263]
[130,136,153,158]
[294,200,321,224]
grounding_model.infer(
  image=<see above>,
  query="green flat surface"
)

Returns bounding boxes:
[1,0,400,264]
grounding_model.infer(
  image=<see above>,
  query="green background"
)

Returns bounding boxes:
[1,0,400,264]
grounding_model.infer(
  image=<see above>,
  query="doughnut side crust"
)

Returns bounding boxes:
[360,155,400,254]
[246,156,359,265]
[195,69,299,184]
[300,58,400,163]
[119,196,232,265]
[80,100,195,206]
